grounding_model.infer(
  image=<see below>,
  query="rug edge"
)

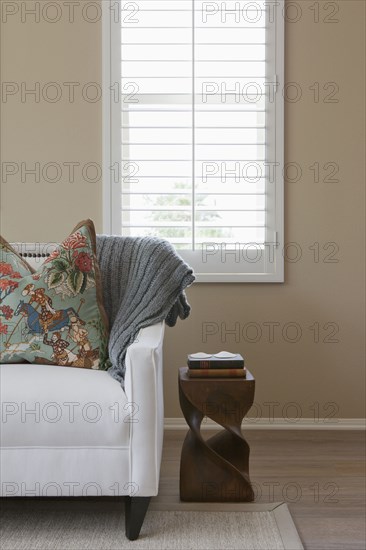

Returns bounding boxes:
[150,499,284,512]
[272,503,304,550]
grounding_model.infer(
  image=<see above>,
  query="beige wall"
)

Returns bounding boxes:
[0,2,102,240]
[1,1,365,419]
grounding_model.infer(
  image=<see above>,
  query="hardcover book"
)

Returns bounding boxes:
[187,351,244,369]
[187,368,246,378]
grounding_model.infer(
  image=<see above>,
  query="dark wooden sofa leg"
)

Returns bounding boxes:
[125,496,151,540]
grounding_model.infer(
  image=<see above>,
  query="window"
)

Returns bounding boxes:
[103,0,284,282]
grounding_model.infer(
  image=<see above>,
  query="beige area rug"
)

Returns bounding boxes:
[0,499,303,550]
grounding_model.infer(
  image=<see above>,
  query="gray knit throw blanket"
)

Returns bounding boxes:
[96,235,195,384]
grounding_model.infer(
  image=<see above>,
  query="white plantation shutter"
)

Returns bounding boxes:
[103,0,284,281]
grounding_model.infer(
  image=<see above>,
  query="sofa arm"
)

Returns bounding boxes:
[124,322,165,496]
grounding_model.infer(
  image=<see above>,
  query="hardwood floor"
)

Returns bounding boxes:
[158,429,366,550]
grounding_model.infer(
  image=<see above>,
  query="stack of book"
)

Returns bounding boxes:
[186,352,246,378]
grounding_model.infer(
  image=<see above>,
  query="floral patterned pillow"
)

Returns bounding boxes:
[0,220,109,369]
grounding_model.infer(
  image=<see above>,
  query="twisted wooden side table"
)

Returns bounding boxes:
[179,367,255,502]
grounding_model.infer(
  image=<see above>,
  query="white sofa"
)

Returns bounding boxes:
[0,248,165,540]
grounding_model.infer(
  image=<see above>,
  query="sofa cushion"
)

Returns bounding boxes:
[0,364,130,448]
[0,220,109,369]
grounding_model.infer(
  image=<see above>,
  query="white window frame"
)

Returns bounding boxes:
[102,0,284,283]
